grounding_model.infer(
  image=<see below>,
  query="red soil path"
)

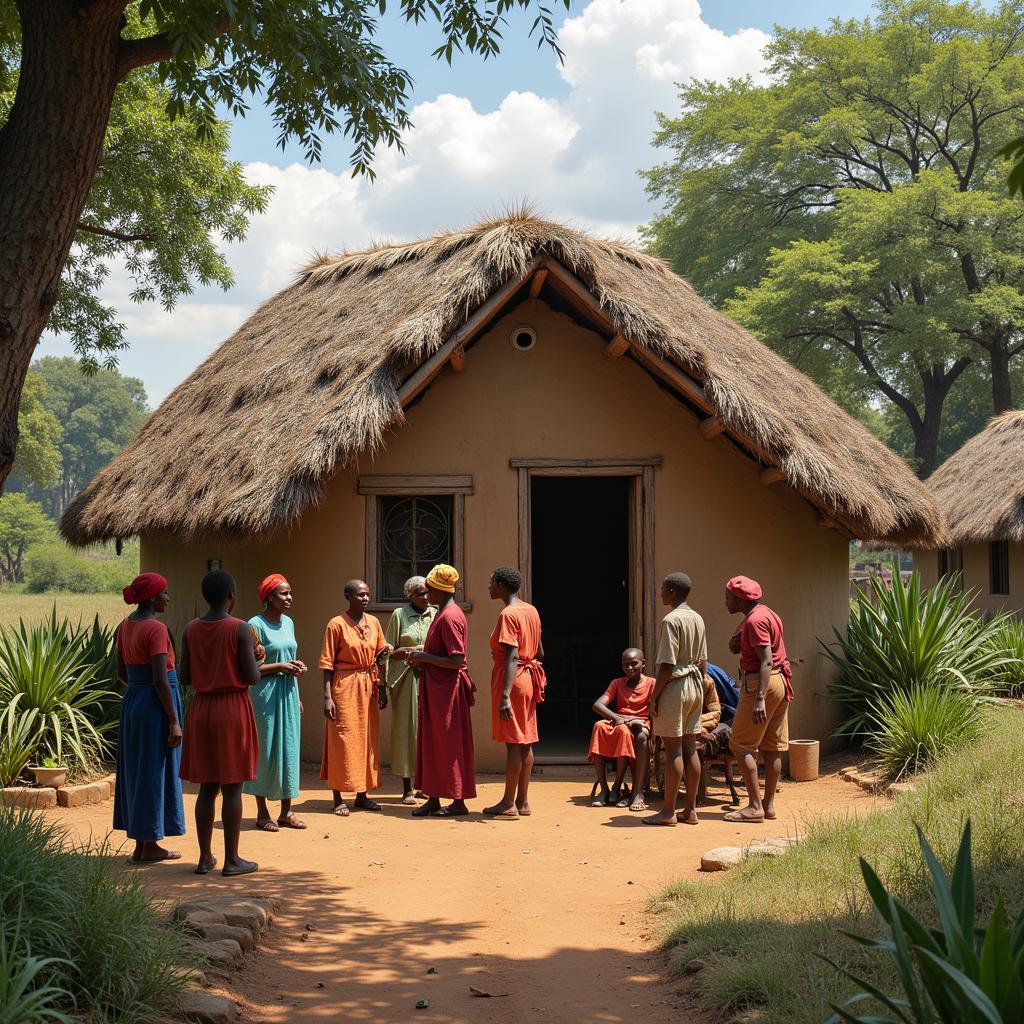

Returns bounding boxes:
[50,764,877,1024]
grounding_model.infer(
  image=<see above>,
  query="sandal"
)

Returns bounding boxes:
[591,796,608,807]
[132,849,183,863]
[401,793,418,806]
[354,798,381,812]
[277,814,307,829]
[723,809,764,823]
[333,803,350,817]
[629,798,648,812]
[256,818,280,832]
[194,857,218,875]
[432,804,470,817]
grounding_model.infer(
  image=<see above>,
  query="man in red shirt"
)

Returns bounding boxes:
[723,575,793,823]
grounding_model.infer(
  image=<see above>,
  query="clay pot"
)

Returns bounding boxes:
[787,740,819,782]
[29,766,67,789]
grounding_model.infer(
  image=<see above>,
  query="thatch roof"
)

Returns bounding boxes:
[926,410,1024,547]
[60,212,940,546]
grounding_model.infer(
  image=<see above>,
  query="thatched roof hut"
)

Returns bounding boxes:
[61,212,938,548]
[926,411,1024,546]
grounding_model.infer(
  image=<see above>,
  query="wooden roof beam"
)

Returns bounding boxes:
[760,468,787,486]
[528,267,548,299]
[698,415,725,440]
[449,347,465,373]
[604,334,630,359]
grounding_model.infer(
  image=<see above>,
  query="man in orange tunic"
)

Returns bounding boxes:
[483,566,545,819]
[588,648,653,812]
[319,579,390,816]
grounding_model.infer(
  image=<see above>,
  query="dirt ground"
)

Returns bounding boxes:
[51,762,878,1024]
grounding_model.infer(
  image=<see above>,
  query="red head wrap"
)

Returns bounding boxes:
[122,572,168,606]
[726,575,762,602]
[258,573,289,605]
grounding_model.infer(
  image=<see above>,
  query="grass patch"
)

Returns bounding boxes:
[0,805,192,1023]
[0,591,125,631]
[657,707,1024,1024]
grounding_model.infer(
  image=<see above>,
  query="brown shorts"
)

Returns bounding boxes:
[729,670,789,754]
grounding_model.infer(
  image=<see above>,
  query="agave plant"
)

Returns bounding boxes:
[823,821,1024,1023]
[866,685,983,781]
[980,620,1024,697]
[0,614,117,774]
[0,703,37,788]
[824,570,1013,737]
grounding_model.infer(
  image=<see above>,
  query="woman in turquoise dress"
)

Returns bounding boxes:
[247,573,307,831]
[384,576,434,804]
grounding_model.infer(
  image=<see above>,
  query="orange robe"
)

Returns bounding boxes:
[319,613,387,793]
[490,601,543,744]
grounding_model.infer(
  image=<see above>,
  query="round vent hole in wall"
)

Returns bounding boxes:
[511,325,536,352]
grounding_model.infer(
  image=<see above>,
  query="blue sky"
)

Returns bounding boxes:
[40,0,878,404]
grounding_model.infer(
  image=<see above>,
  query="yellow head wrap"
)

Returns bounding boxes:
[426,564,459,594]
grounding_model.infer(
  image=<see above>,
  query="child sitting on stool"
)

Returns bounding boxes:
[696,662,741,806]
[587,648,653,812]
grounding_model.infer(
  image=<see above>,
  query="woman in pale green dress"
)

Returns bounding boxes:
[385,576,434,804]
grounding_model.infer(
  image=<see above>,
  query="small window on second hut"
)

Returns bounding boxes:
[378,495,454,601]
[938,548,963,591]
[990,540,1010,596]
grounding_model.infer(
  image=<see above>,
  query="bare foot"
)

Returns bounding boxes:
[723,807,765,823]
[676,810,699,825]
[516,803,531,816]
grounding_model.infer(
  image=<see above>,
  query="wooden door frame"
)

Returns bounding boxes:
[511,457,660,660]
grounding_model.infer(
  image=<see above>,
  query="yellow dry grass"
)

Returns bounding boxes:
[0,591,125,631]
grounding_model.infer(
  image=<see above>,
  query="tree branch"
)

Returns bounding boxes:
[115,31,174,80]
[76,221,153,244]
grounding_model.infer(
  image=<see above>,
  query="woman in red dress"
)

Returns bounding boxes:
[179,569,261,876]
[404,564,476,817]
[484,566,544,819]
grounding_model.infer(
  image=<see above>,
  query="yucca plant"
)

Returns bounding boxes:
[0,702,38,787]
[825,570,1012,736]
[823,821,1024,1023]
[866,685,983,781]
[981,620,1024,697]
[0,613,117,774]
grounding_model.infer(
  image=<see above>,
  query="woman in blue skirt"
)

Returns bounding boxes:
[247,573,307,831]
[113,572,185,862]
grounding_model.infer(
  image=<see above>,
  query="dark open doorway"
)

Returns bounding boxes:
[531,476,631,756]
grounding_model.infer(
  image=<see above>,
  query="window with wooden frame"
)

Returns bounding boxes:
[990,540,1010,596]
[358,476,472,609]
[937,547,963,590]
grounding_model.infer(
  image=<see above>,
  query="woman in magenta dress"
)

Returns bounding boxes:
[404,564,476,817]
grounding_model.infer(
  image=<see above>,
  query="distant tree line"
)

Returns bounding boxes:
[643,0,1024,477]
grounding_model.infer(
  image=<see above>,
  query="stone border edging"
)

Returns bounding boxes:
[0,773,116,809]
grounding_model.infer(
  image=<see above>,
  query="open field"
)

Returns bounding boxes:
[0,590,125,630]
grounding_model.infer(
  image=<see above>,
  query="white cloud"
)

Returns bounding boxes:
[45,0,770,404]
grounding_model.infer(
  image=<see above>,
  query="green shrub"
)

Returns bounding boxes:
[981,619,1024,696]
[0,806,190,1023]
[824,570,1012,736]
[825,820,1024,1023]
[23,543,133,595]
[866,685,983,780]
[0,613,117,774]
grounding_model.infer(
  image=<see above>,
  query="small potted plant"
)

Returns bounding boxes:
[29,756,67,789]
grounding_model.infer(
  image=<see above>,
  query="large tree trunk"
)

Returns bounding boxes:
[989,340,1013,415]
[913,358,972,478]
[0,2,125,492]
